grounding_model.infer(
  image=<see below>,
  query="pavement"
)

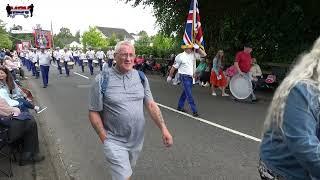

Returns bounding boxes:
[4,63,275,180]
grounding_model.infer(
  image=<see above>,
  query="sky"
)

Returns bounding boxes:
[0,0,159,36]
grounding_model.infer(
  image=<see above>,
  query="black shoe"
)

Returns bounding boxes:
[20,152,32,166]
[43,86,47,88]
[193,112,199,117]
[32,153,45,162]
[177,108,186,112]
[20,153,45,166]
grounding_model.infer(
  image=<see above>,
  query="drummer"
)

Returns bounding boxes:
[61,48,73,76]
[30,48,39,78]
[54,47,63,74]
[86,48,95,75]
[37,47,51,88]
[79,50,86,73]
[234,43,256,101]
[95,48,105,71]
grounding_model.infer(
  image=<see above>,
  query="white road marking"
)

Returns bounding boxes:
[74,72,89,79]
[157,103,262,142]
[51,66,261,142]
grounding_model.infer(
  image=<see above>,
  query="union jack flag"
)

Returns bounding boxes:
[181,0,205,53]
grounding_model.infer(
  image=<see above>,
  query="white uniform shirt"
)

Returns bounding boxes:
[29,52,37,63]
[79,52,86,60]
[107,50,114,59]
[61,51,72,62]
[53,50,61,60]
[86,50,95,59]
[73,50,80,57]
[37,52,51,66]
[25,50,30,59]
[173,52,200,77]
[20,51,25,57]
[96,51,105,59]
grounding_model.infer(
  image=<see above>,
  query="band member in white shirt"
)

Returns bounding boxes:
[61,48,73,76]
[79,50,86,73]
[86,48,95,75]
[73,48,80,66]
[95,48,105,71]
[54,47,63,74]
[19,50,26,66]
[37,47,52,88]
[30,48,39,78]
[25,49,32,72]
[106,48,114,68]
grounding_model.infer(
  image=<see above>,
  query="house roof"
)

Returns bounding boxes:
[69,41,83,48]
[96,26,134,39]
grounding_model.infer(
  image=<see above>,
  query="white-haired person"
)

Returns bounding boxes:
[259,37,320,179]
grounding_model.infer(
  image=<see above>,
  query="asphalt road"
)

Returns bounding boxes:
[25,63,269,180]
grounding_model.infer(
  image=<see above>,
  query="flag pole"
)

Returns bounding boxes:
[192,0,197,45]
[51,20,54,49]
[192,0,197,84]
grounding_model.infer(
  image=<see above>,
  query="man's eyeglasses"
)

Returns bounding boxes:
[116,53,136,59]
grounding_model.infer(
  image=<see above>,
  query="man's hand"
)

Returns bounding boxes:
[89,111,107,144]
[161,127,173,147]
[166,76,172,83]
[145,101,173,148]
[98,131,107,143]
[239,71,244,76]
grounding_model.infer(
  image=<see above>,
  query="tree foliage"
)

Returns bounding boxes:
[53,27,77,48]
[134,32,177,57]
[108,33,118,47]
[74,30,81,43]
[0,20,13,49]
[122,0,320,64]
[81,26,108,50]
[9,33,34,49]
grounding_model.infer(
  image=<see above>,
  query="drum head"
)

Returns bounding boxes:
[93,60,98,63]
[67,62,74,65]
[229,74,252,99]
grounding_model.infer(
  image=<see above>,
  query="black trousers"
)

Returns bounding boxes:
[8,118,39,154]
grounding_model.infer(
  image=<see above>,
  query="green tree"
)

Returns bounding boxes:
[134,31,151,55]
[0,20,13,49]
[122,0,320,64]
[152,33,175,57]
[74,30,81,43]
[53,27,76,48]
[135,31,150,47]
[107,33,118,47]
[81,26,108,50]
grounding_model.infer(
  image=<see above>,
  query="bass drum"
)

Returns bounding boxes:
[67,62,75,69]
[93,60,99,67]
[229,74,252,100]
[83,59,88,66]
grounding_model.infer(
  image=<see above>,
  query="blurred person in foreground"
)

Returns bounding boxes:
[259,37,320,180]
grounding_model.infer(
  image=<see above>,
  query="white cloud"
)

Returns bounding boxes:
[0,0,158,36]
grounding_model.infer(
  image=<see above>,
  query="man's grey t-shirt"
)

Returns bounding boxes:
[88,67,153,149]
